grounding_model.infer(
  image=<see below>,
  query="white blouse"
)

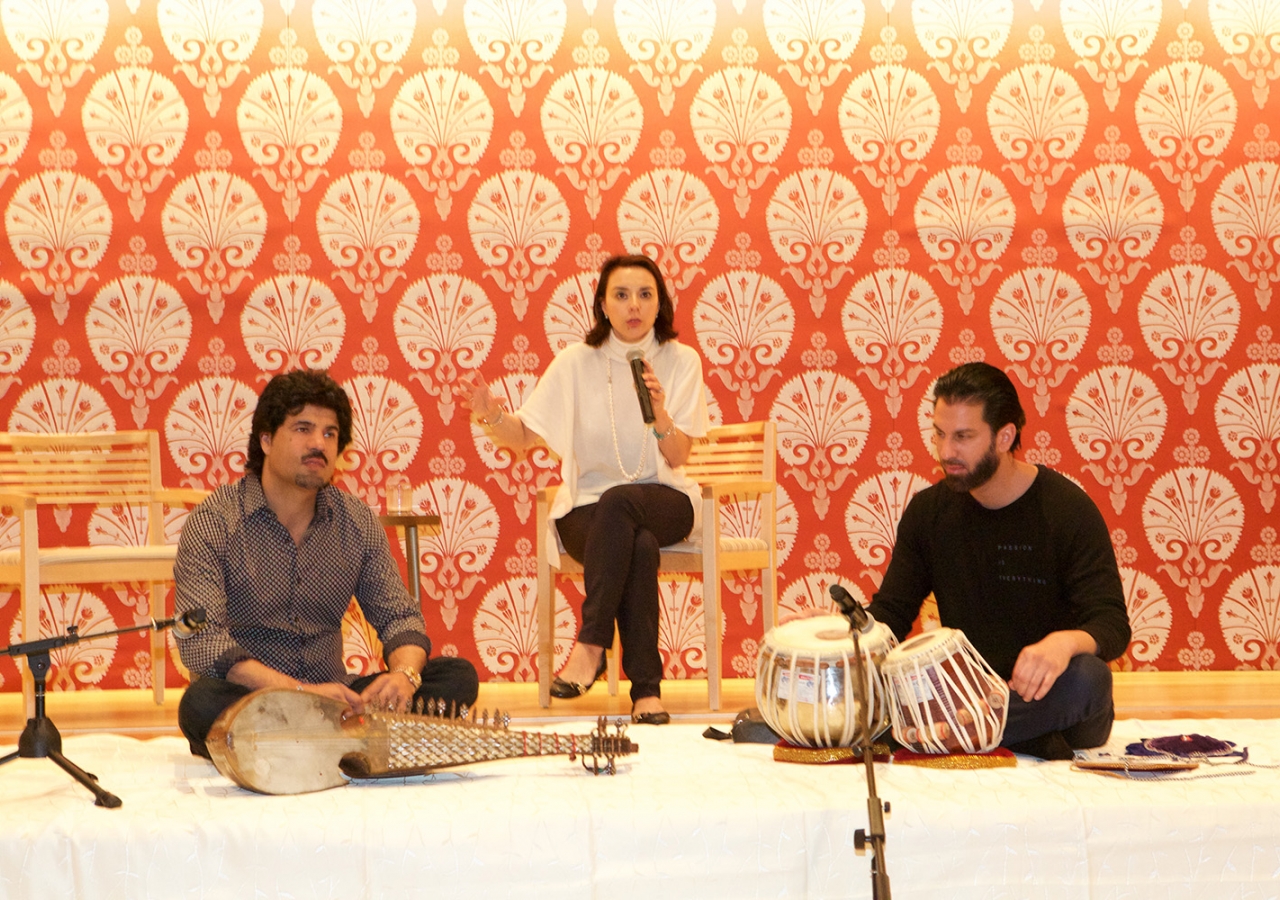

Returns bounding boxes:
[517,330,710,565]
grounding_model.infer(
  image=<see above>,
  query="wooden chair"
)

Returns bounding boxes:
[0,431,207,717]
[535,421,778,710]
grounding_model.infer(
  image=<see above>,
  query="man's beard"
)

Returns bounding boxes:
[294,453,330,489]
[941,441,1000,493]
[293,471,329,489]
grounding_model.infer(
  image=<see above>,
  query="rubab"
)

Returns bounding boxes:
[207,688,639,795]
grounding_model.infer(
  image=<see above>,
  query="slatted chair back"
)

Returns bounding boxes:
[682,420,775,488]
[0,429,164,515]
[0,431,204,715]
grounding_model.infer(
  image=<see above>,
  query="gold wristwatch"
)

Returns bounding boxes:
[392,666,422,691]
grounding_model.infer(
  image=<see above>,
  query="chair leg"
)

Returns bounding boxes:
[763,566,778,633]
[536,559,553,709]
[20,664,34,721]
[606,627,621,696]
[19,579,36,720]
[705,573,722,712]
[151,582,165,705]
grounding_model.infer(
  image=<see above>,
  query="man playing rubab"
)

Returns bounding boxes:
[173,369,478,758]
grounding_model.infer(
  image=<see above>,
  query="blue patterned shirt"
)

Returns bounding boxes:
[174,474,429,683]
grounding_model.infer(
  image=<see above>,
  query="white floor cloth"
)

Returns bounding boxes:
[1,717,1278,900]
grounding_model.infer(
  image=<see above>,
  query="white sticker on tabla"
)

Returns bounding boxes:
[777,669,817,704]
[903,672,934,703]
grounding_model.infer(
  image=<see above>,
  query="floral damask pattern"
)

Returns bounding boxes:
[0,0,1275,693]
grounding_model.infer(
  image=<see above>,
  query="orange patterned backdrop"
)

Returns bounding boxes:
[0,0,1277,696]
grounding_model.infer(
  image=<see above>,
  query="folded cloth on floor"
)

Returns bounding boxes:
[1126,733,1246,761]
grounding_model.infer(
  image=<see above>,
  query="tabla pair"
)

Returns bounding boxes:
[755,615,1009,754]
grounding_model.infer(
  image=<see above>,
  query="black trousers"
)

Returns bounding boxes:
[178,656,479,759]
[555,483,694,703]
[1000,653,1115,749]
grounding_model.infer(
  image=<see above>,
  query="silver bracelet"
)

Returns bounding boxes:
[653,422,677,441]
[482,407,505,428]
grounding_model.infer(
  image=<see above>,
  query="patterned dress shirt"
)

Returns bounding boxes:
[174,474,429,684]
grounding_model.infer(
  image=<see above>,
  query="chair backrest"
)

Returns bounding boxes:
[0,431,163,506]
[684,421,776,487]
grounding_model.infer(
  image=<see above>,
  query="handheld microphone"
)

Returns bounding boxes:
[156,607,208,640]
[828,584,874,634]
[624,347,657,424]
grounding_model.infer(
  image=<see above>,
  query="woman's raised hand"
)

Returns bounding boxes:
[459,371,533,448]
[458,372,498,421]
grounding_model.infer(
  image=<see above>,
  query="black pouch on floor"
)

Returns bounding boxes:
[703,708,781,744]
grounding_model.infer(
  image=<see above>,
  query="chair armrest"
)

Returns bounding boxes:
[536,485,561,504]
[154,488,211,507]
[0,491,36,511]
[701,480,776,498]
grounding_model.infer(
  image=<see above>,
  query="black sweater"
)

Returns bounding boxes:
[867,466,1131,680]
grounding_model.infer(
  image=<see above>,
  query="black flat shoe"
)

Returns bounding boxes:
[548,654,608,699]
[631,710,670,725]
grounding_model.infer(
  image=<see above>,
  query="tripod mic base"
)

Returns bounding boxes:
[0,648,123,807]
[2,715,122,808]
[48,748,123,808]
[18,715,62,758]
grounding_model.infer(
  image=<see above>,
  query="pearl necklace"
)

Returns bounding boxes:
[606,357,648,481]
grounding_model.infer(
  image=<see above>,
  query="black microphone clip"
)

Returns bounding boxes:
[157,607,208,640]
[828,583,873,634]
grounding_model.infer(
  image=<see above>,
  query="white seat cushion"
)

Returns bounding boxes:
[550,535,767,567]
[661,536,767,554]
[0,545,179,568]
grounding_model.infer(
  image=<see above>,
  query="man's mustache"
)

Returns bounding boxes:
[304,451,328,464]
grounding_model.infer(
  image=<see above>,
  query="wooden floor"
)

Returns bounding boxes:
[3,672,1277,744]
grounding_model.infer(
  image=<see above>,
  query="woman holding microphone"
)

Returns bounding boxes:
[460,255,708,724]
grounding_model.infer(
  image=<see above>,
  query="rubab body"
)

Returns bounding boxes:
[207,688,638,795]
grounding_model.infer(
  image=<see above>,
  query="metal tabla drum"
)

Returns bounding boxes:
[880,627,1009,755]
[754,614,897,748]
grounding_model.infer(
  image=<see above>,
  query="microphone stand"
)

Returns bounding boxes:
[848,621,892,900]
[829,583,892,899]
[0,616,191,808]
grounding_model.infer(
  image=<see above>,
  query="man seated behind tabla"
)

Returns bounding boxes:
[866,362,1132,760]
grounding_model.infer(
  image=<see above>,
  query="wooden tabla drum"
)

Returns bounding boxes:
[755,614,896,748]
[880,628,1009,754]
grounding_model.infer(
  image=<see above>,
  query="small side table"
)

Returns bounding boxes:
[378,513,442,606]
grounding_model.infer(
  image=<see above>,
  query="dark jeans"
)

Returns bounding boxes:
[178,656,479,759]
[1000,653,1115,749]
[555,483,694,703]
